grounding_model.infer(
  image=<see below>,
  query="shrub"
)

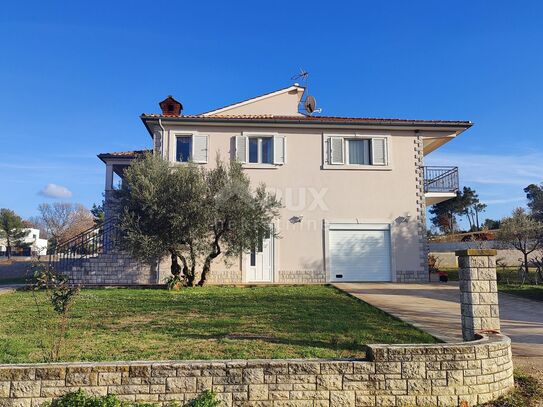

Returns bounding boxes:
[30,261,80,362]
[186,391,221,407]
[428,254,439,273]
[41,389,154,407]
[41,389,220,407]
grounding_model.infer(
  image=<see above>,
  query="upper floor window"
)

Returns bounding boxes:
[249,137,273,164]
[328,136,388,167]
[174,134,208,164]
[347,139,371,165]
[176,136,192,162]
[236,133,285,166]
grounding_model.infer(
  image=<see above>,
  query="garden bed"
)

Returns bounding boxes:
[0,285,437,364]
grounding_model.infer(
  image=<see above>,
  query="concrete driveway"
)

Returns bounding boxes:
[335,282,543,374]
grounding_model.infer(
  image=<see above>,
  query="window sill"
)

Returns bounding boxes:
[242,163,281,169]
[322,164,392,171]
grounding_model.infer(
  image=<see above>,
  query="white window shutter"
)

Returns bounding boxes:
[329,137,345,164]
[192,135,208,163]
[235,135,248,163]
[273,136,286,165]
[372,138,387,166]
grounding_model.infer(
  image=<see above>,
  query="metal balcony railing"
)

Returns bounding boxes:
[423,166,459,193]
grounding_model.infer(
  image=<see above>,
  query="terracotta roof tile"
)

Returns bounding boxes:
[97,149,151,161]
[140,114,471,127]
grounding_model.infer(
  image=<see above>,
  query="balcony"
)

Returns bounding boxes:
[423,166,459,205]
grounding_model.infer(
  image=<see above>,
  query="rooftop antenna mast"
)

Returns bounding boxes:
[291,69,322,115]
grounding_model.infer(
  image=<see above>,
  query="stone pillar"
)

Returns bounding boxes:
[456,249,500,341]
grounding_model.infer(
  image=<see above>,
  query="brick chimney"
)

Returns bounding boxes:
[159,96,183,116]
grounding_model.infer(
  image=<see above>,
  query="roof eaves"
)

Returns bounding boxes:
[140,114,472,129]
[97,150,151,163]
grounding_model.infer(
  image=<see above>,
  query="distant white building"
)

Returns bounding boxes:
[0,228,48,257]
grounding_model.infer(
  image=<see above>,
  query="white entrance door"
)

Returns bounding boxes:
[329,223,391,282]
[247,231,274,282]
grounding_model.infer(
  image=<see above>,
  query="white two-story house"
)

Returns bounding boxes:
[74,84,470,285]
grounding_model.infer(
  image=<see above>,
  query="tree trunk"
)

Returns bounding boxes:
[466,211,473,231]
[198,256,213,287]
[6,235,11,259]
[522,251,529,286]
[188,244,197,286]
[197,239,222,286]
[178,254,194,287]
[170,250,181,277]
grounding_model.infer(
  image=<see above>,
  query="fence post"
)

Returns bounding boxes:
[456,249,500,341]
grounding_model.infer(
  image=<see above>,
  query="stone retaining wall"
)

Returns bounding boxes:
[66,251,158,286]
[0,333,513,407]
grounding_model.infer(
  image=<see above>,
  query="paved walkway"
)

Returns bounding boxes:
[335,282,543,373]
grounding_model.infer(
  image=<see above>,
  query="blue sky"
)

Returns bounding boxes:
[1,0,542,228]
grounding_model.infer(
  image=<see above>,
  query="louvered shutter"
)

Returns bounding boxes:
[329,137,345,164]
[371,138,387,166]
[273,136,286,165]
[192,135,208,163]
[235,135,248,163]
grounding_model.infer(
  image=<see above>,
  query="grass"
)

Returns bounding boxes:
[482,370,543,407]
[438,267,543,302]
[0,285,437,364]
[498,284,543,302]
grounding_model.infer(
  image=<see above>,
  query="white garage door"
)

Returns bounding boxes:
[329,223,391,282]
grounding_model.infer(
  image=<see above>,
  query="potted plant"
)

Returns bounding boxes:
[438,270,449,283]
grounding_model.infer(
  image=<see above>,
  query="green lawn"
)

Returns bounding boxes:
[439,267,543,302]
[498,284,543,302]
[0,285,437,364]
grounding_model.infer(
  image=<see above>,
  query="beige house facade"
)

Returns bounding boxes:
[99,85,471,284]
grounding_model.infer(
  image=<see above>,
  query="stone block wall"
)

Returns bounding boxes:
[158,255,327,285]
[67,251,158,286]
[277,270,326,284]
[0,333,513,407]
[395,269,428,283]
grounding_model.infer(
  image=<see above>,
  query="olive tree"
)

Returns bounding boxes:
[497,208,543,283]
[196,158,281,286]
[117,153,281,287]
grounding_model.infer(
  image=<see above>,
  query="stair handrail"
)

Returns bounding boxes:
[52,219,113,253]
[49,219,121,275]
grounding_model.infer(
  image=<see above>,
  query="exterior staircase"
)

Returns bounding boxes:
[49,220,158,286]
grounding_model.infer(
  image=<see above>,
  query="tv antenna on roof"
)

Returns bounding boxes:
[291,69,322,115]
[291,69,309,82]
